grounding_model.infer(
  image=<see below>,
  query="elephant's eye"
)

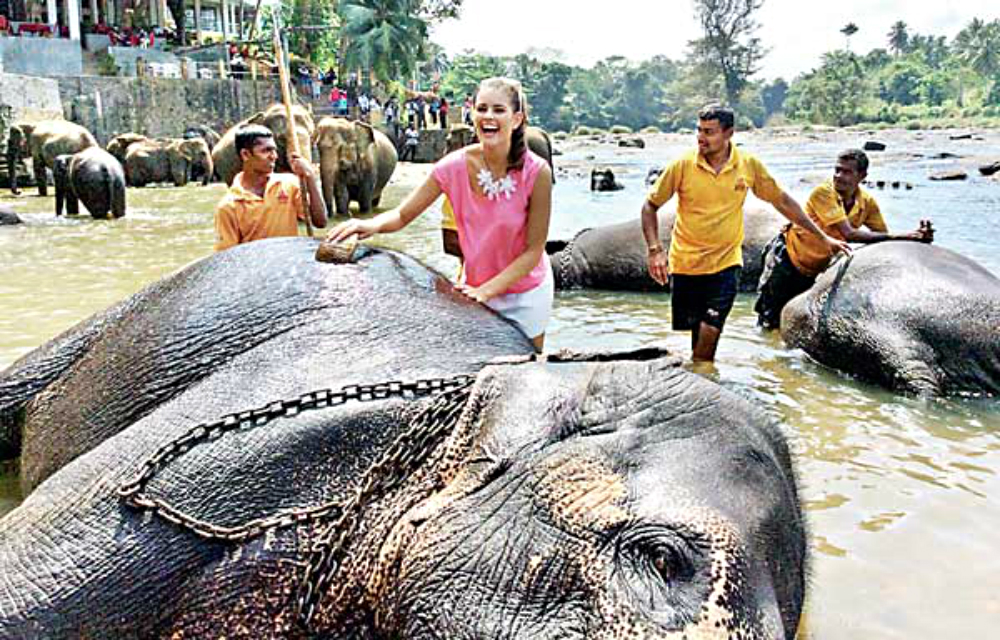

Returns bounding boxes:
[646,543,688,584]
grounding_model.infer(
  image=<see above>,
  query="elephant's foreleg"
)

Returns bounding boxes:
[171,161,188,187]
[55,184,64,216]
[358,180,374,214]
[33,157,48,196]
[66,190,80,216]
[335,183,351,218]
[111,183,126,218]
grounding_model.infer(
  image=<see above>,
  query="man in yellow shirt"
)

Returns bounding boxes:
[214,125,327,251]
[754,149,934,329]
[642,104,851,362]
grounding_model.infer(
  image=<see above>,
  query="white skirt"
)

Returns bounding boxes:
[485,268,554,339]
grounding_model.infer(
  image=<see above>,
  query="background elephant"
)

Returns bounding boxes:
[183,124,222,150]
[0,238,806,638]
[212,104,315,186]
[548,204,784,291]
[106,132,149,165]
[0,204,22,225]
[314,117,397,217]
[124,137,213,187]
[52,147,126,219]
[781,242,1000,396]
[590,167,624,191]
[6,120,97,195]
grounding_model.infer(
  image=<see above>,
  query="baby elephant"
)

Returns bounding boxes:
[53,147,126,219]
[590,167,624,191]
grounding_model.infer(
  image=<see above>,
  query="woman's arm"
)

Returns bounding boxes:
[326,172,442,242]
[461,165,553,302]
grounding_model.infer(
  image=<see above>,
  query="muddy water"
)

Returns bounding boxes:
[1,129,999,637]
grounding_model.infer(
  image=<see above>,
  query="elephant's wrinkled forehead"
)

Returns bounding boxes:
[471,358,793,518]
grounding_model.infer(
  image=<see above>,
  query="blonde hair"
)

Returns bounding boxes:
[473,77,529,171]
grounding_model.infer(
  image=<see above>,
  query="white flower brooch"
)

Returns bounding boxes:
[477,168,518,200]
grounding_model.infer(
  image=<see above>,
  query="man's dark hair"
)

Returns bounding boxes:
[235,125,274,154]
[837,148,869,174]
[698,103,735,130]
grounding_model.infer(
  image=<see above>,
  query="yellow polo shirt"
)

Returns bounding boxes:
[648,145,784,275]
[786,181,885,277]
[214,172,304,251]
[441,197,457,231]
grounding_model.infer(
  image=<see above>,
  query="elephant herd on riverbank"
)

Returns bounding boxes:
[4,103,399,221]
[2,110,999,637]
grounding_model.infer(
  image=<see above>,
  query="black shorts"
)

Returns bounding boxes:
[753,234,815,330]
[671,266,741,331]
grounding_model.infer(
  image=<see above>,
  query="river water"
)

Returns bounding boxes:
[1,128,998,637]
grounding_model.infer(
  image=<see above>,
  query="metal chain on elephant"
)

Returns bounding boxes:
[554,227,590,289]
[293,382,474,628]
[118,374,476,543]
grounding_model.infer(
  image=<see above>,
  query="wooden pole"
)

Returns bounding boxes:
[273,24,313,237]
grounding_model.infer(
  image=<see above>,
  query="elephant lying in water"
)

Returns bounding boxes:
[0,239,807,638]
[549,205,784,292]
[781,242,1000,396]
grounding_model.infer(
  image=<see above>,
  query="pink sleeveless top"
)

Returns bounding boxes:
[432,148,550,294]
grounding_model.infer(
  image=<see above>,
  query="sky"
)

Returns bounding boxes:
[430,0,1000,81]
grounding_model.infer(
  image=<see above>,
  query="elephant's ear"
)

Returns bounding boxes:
[354,121,376,146]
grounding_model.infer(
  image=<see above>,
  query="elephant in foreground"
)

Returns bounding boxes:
[781,242,1000,396]
[124,137,213,187]
[106,132,149,165]
[52,147,126,218]
[314,116,397,216]
[6,119,97,195]
[212,104,315,185]
[0,238,807,638]
[548,205,784,292]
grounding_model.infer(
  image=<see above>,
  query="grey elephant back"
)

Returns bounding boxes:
[781,242,1000,396]
[1,238,534,492]
[70,147,126,218]
[550,205,783,291]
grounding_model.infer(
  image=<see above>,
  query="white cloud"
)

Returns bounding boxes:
[430,0,1000,81]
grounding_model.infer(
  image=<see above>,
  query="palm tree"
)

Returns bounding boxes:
[841,23,859,52]
[887,21,909,56]
[338,0,429,86]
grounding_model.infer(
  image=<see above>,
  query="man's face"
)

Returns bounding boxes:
[241,137,278,174]
[697,118,733,157]
[833,158,865,197]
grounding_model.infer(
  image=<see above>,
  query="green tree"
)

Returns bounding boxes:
[879,58,927,105]
[887,21,909,56]
[785,51,869,125]
[689,0,767,108]
[440,51,507,98]
[338,0,429,86]
[841,22,859,51]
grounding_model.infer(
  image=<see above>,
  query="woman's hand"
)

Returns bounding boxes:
[456,283,497,304]
[326,218,378,243]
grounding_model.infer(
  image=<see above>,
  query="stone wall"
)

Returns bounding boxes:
[0,38,83,77]
[0,73,63,163]
[56,75,284,143]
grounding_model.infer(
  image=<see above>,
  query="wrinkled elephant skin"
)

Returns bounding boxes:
[0,240,806,638]
[549,205,784,292]
[781,242,1000,396]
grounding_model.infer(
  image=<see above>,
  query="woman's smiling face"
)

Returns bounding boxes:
[473,85,524,147]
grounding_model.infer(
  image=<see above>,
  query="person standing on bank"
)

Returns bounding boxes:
[754,149,934,329]
[642,104,852,362]
[326,77,554,352]
[214,125,327,251]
